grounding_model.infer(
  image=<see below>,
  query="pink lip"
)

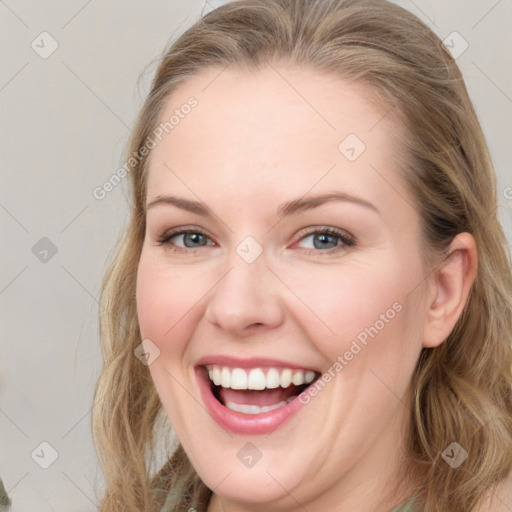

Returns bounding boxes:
[194,365,310,435]
[195,355,318,371]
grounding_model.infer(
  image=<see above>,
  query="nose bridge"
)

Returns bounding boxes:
[205,245,284,333]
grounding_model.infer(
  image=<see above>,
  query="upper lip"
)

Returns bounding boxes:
[195,355,320,372]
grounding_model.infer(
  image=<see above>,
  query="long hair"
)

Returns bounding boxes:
[91,1,512,510]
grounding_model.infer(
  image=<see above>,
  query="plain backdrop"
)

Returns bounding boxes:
[1,0,511,510]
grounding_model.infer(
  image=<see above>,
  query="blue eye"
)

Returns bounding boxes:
[156,226,355,255]
[296,228,355,254]
[157,229,214,250]
[174,232,209,248]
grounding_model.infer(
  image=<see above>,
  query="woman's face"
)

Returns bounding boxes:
[136,65,429,509]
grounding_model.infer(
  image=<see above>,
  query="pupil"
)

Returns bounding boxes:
[184,233,206,247]
[314,233,337,249]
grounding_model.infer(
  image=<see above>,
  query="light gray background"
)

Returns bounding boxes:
[1,1,511,510]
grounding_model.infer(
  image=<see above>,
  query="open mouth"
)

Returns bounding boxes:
[203,365,321,415]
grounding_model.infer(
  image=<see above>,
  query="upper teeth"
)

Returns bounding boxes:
[206,365,316,390]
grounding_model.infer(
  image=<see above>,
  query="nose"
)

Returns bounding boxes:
[204,255,285,337]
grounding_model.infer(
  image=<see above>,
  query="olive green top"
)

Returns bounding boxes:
[0,478,11,511]
[390,494,417,511]
[158,492,417,512]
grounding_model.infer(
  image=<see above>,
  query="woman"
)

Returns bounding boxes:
[91,0,512,510]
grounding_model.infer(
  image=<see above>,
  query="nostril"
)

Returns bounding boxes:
[244,322,265,331]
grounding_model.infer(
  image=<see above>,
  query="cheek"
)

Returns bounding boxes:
[135,253,204,345]
[136,255,200,423]
[136,258,173,341]
[135,276,189,387]
[280,257,423,363]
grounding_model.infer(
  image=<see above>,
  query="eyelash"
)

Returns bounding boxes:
[156,226,356,256]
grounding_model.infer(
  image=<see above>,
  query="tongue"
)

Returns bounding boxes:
[219,385,302,406]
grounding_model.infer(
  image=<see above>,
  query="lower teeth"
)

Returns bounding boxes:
[225,396,296,414]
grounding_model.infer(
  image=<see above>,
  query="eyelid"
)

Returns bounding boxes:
[291,226,356,255]
[156,225,356,254]
[156,226,217,248]
[293,225,355,245]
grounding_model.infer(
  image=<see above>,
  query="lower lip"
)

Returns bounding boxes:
[195,367,308,435]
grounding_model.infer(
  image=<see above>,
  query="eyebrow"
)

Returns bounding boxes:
[145,191,379,218]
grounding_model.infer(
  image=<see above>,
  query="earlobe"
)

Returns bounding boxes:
[422,232,478,348]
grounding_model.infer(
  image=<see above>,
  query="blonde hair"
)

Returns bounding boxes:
[91,0,512,510]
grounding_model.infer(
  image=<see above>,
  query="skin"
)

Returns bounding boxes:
[136,65,477,512]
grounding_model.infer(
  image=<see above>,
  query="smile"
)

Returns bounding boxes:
[195,357,321,435]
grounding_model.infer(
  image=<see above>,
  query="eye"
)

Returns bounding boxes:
[295,227,355,254]
[155,226,355,255]
[156,228,215,252]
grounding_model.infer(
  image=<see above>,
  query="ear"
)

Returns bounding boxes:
[422,232,478,348]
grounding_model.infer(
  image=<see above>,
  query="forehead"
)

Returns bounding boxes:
[145,64,410,219]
